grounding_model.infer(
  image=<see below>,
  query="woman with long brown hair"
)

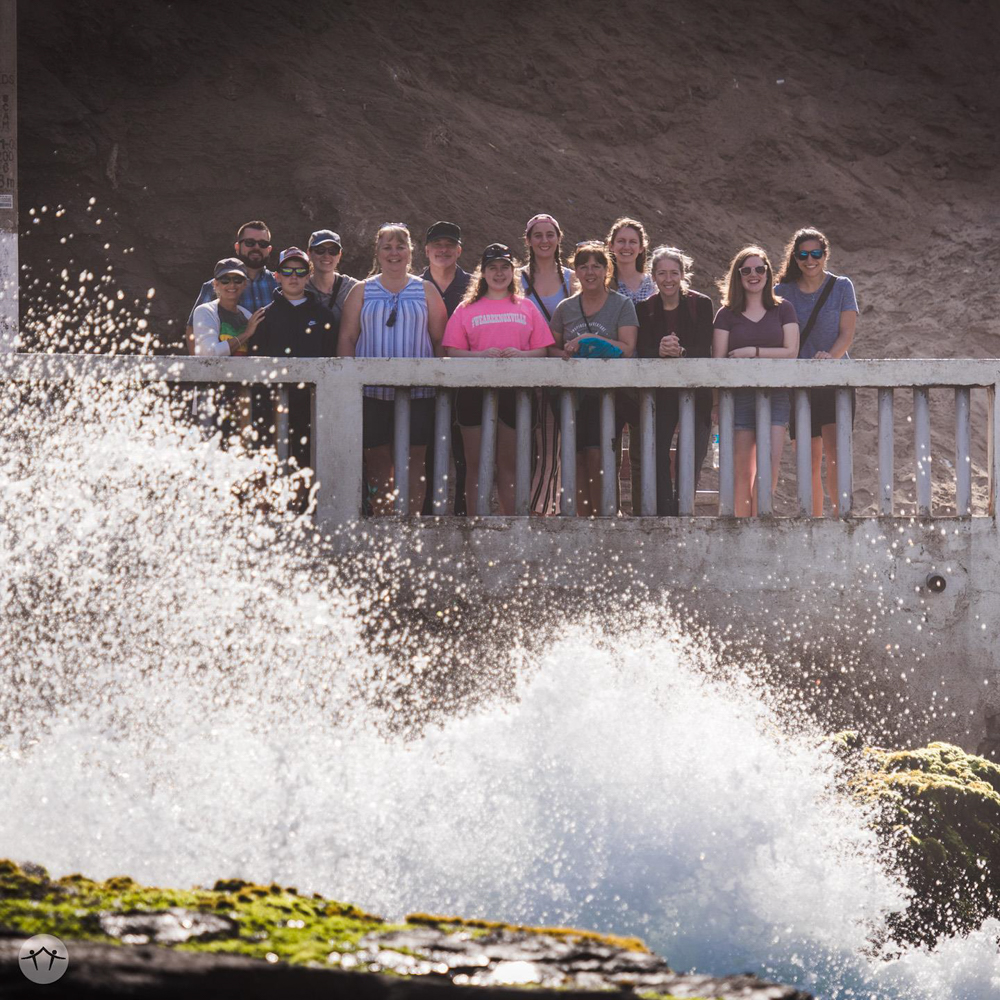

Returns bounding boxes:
[775,227,859,516]
[520,213,578,515]
[712,246,800,517]
[606,217,655,303]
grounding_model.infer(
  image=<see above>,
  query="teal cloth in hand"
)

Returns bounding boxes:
[576,337,624,359]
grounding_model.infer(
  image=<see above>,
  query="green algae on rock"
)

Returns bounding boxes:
[0,860,813,999]
[835,735,1000,948]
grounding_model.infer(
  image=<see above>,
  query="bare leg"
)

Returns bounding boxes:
[495,423,517,514]
[734,429,756,518]
[461,426,482,515]
[364,445,394,515]
[820,423,839,516]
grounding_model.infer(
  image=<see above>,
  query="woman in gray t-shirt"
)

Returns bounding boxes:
[775,227,859,517]
[551,241,638,516]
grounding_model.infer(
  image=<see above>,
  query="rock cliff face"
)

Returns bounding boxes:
[15,0,1000,512]
[0,860,812,999]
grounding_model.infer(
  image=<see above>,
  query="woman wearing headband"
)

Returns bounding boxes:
[713,246,800,517]
[444,244,554,514]
[520,213,579,515]
[775,228,858,517]
[550,241,638,516]
[338,223,448,515]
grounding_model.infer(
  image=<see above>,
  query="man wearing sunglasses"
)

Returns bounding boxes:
[184,220,278,353]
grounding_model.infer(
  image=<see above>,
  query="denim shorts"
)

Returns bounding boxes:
[733,388,790,430]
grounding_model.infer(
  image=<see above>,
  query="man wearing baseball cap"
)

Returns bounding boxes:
[306,229,359,341]
[421,221,473,514]
[421,221,472,317]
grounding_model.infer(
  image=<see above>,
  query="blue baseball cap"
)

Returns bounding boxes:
[308,229,342,250]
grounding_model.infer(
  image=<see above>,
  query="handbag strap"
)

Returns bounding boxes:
[798,276,836,355]
[524,276,553,322]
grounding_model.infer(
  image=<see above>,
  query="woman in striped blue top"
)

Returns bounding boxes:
[339,224,448,515]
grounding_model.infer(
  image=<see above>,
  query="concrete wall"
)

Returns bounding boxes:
[6,354,999,752]
[348,516,1000,754]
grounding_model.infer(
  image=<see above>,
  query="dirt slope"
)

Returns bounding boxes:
[14,0,1000,511]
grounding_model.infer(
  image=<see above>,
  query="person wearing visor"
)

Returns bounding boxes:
[306,229,359,339]
[185,220,277,353]
[443,243,553,514]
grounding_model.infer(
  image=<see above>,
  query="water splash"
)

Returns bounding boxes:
[1,366,998,999]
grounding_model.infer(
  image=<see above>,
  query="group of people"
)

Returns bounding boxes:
[186,216,858,519]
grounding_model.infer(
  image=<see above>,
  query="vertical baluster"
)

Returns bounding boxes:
[677,389,696,516]
[955,387,972,517]
[560,389,577,516]
[313,376,363,527]
[794,388,813,517]
[514,388,532,515]
[639,389,656,517]
[990,384,1000,518]
[274,385,290,473]
[393,388,411,515]
[914,386,932,517]
[432,388,452,516]
[477,388,499,516]
[718,389,735,517]
[835,387,854,518]
[878,387,894,516]
[755,389,773,516]
[599,389,616,516]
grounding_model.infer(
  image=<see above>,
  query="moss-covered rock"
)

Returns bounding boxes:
[0,860,812,998]
[834,735,1000,948]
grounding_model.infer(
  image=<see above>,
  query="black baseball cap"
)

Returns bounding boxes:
[481,243,515,266]
[425,221,462,244]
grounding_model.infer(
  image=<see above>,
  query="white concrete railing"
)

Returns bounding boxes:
[4,353,1000,526]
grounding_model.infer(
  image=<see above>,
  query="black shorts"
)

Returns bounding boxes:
[789,386,856,439]
[362,395,435,449]
[576,391,627,449]
[456,388,535,430]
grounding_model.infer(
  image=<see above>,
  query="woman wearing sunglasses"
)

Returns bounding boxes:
[775,228,858,516]
[444,244,553,514]
[306,229,359,340]
[713,246,800,517]
[338,224,448,515]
